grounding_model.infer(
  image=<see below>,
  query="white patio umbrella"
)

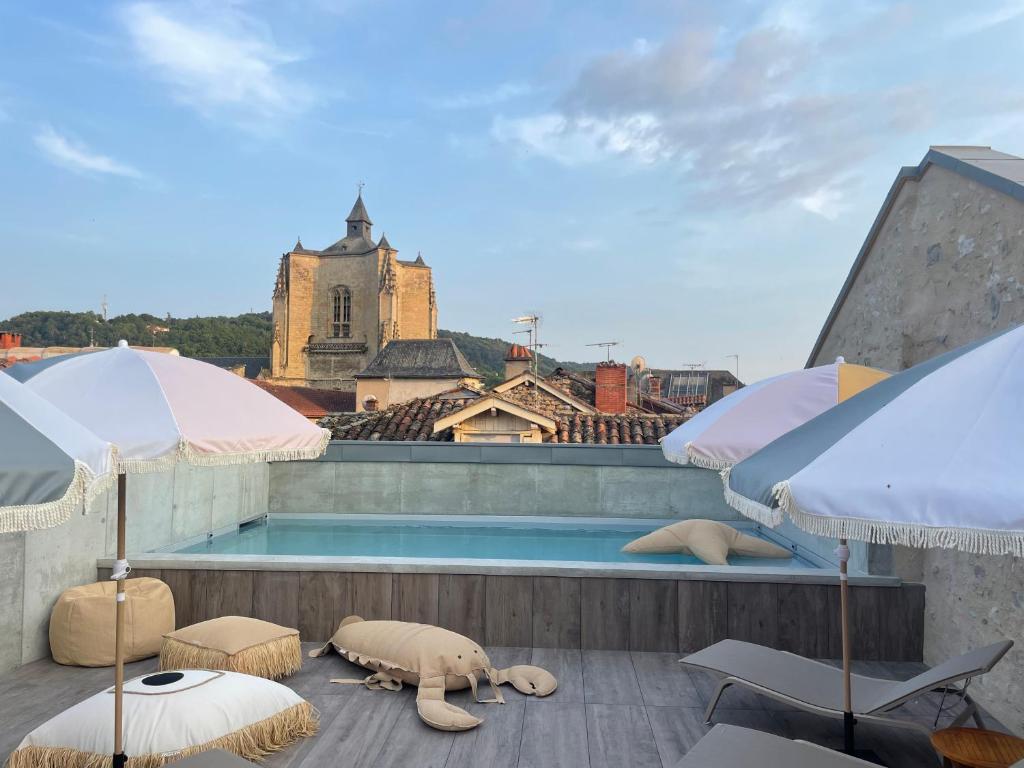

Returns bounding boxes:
[724,324,1024,754]
[0,372,116,533]
[7,341,330,768]
[661,358,889,470]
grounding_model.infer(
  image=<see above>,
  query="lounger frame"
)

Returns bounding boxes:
[695,650,987,738]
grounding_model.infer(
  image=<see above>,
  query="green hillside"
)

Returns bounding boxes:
[0,310,592,386]
[437,330,590,386]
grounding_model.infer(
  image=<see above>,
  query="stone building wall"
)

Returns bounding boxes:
[396,263,434,340]
[810,161,1024,731]
[270,246,437,389]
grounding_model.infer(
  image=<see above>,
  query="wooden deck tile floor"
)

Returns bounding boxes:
[0,644,1005,768]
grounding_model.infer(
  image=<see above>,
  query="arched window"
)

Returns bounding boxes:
[331,286,352,338]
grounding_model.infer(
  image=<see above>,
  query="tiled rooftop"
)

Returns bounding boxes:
[253,381,357,419]
[320,396,686,443]
[356,339,480,379]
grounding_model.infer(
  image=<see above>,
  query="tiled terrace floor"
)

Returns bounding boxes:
[0,644,1002,768]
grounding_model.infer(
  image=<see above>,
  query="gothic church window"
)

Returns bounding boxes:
[332,286,352,338]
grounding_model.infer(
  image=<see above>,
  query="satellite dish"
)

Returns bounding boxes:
[631,355,646,372]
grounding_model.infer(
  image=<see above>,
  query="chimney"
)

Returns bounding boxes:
[648,375,662,399]
[595,361,628,413]
[0,332,21,350]
[504,343,533,380]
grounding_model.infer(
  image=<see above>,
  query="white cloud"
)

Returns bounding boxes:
[566,237,605,252]
[34,125,143,179]
[431,82,531,109]
[492,112,669,166]
[490,13,980,212]
[945,0,1024,37]
[798,185,845,220]
[120,2,315,127]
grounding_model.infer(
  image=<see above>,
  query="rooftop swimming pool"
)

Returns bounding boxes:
[163,514,833,571]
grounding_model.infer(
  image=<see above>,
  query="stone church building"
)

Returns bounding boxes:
[269,193,438,389]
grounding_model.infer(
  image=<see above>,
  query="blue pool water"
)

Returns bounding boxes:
[173,516,824,569]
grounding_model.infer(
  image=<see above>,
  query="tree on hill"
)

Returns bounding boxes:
[1,310,273,357]
[0,310,594,385]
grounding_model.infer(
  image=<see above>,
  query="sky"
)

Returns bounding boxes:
[2,0,1023,382]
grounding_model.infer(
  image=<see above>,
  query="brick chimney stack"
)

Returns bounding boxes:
[0,332,21,350]
[504,343,533,380]
[595,361,628,413]
[648,375,662,399]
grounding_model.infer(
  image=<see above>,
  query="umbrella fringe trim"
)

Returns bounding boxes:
[686,445,732,471]
[720,467,783,527]
[0,461,109,535]
[774,481,1024,557]
[116,429,332,473]
[177,429,332,467]
[3,701,319,768]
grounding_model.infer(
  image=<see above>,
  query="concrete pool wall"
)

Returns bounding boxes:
[3,441,887,673]
[0,463,269,674]
[270,442,869,571]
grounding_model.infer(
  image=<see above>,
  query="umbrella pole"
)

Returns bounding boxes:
[113,473,128,768]
[838,537,855,754]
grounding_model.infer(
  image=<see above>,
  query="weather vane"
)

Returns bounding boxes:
[357,180,365,195]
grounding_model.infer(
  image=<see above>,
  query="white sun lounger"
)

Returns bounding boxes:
[681,639,1012,737]
[676,724,880,767]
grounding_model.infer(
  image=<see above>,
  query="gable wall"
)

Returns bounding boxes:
[810,161,1024,732]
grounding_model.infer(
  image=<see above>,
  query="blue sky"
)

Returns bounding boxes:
[2,0,1022,381]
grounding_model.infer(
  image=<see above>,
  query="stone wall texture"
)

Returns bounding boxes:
[811,161,1024,731]
[270,247,436,389]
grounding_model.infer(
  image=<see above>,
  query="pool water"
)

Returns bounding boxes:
[172,516,823,569]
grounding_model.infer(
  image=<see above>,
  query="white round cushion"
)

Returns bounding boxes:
[14,669,307,757]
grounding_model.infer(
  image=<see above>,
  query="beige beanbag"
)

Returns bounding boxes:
[312,616,556,731]
[622,519,792,565]
[161,616,302,680]
[49,577,175,667]
[6,669,317,767]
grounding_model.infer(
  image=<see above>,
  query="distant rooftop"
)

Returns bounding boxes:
[321,395,685,443]
[253,381,355,419]
[355,339,480,379]
[197,356,269,380]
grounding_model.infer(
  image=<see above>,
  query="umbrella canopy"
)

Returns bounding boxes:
[6,342,330,768]
[0,372,116,533]
[6,342,330,471]
[661,358,889,470]
[724,325,1024,556]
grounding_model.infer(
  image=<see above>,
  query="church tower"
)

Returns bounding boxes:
[269,190,439,390]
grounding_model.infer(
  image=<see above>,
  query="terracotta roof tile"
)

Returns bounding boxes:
[320,395,688,445]
[252,381,356,419]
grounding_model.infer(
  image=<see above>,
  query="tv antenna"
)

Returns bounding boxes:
[726,354,740,381]
[586,341,621,362]
[512,314,542,398]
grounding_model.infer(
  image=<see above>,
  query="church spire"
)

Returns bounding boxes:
[345,191,372,240]
[378,232,393,251]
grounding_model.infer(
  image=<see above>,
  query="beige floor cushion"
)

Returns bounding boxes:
[622,519,792,565]
[7,669,317,767]
[49,577,175,667]
[161,616,301,680]
[312,616,556,731]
